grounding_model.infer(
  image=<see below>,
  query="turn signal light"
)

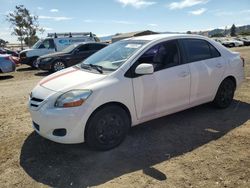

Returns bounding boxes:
[63,99,84,107]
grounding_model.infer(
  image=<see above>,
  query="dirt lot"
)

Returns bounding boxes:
[0,47,250,188]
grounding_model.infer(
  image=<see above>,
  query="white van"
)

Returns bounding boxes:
[19,32,97,67]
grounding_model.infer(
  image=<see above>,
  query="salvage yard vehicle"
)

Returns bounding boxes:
[29,34,245,150]
[221,38,244,48]
[0,54,16,73]
[236,37,250,46]
[36,42,108,72]
[19,32,97,67]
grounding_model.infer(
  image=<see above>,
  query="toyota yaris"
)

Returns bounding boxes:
[29,34,245,150]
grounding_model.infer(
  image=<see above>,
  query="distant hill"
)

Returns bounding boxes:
[98,25,250,41]
[208,25,250,36]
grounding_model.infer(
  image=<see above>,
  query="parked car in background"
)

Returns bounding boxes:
[0,54,16,73]
[19,32,97,67]
[0,48,19,57]
[29,34,245,150]
[221,38,244,47]
[236,37,250,46]
[36,42,108,72]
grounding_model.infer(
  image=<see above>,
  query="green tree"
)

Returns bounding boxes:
[6,5,44,49]
[24,35,39,46]
[0,39,8,47]
[230,24,237,37]
[186,31,192,34]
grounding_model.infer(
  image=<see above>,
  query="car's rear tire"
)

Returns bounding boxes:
[85,105,130,150]
[52,60,66,72]
[213,79,235,109]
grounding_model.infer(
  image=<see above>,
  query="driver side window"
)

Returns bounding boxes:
[39,39,55,49]
[137,40,180,72]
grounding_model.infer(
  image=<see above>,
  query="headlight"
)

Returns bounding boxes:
[42,57,53,62]
[55,90,92,108]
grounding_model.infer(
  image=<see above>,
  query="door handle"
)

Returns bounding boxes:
[179,71,189,77]
[216,63,223,68]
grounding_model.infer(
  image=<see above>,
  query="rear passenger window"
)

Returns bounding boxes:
[78,44,90,52]
[183,39,211,62]
[89,44,105,50]
[208,43,221,58]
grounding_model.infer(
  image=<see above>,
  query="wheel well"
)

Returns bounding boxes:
[84,102,132,139]
[224,76,236,89]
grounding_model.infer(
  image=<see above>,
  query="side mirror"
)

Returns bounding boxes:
[135,63,154,75]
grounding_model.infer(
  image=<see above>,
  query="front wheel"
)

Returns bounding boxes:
[52,60,66,72]
[85,105,130,150]
[213,79,235,109]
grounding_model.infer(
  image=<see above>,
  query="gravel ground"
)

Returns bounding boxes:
[0,47,249,188]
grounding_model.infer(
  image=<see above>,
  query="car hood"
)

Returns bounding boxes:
[39,52,68,59]
[38,66,106,92]
[20,49,33,54]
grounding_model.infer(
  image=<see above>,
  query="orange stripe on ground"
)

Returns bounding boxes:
[39,69,78,86]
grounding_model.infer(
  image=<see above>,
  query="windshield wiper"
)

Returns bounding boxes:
[89,64,103,74]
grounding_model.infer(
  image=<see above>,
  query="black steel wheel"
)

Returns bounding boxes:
[213,79,235,109]
[85,105,130,150]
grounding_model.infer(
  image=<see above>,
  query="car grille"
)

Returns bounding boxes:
[30,97,44,108]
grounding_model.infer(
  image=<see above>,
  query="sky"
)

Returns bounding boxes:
[0,0,250,43]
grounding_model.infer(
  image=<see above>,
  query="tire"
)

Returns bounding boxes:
[213,79,235,109]
[29,57,38,68]
[85,105,130,150]
[52,60,66,72]
[230,43,235,48]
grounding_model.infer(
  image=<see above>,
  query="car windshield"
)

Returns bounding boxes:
[32,40,43,49]
[80,40,147,71]
[62,43,80,53]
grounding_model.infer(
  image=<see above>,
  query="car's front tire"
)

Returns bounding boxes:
[213,79,236,109]
[85,105,130,150]
[52,60,66,72]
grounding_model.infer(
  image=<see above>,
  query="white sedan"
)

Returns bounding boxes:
[29,34,245,150]
[221,38,244,47]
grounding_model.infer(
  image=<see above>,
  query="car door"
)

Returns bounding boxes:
[131,40,191,121]
[180,39,226,105]
[38,39,56,55]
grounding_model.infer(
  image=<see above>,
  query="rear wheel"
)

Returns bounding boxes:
[85,105,130,150]
[52,60,66,72]
[213,79,235,109]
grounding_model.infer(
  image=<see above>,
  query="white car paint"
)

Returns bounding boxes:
[222,39,244,47]
[29,34,245,144]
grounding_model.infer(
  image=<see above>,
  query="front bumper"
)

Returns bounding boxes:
[29,90,92,144]
[30,106,88,144]
[20,57,32,65]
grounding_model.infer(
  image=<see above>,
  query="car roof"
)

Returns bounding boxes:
[75,42,108,45]
[125,33,210,42]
